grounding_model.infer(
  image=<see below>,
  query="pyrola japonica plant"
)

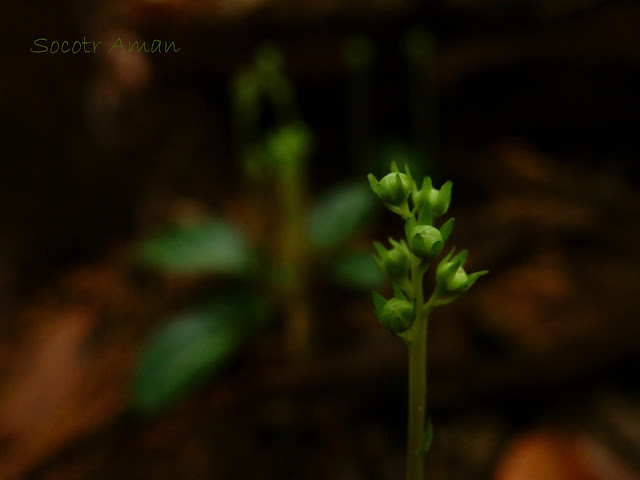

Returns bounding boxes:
[368,162,488,480]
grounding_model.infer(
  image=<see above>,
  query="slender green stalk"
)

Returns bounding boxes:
[406,258,428,479]
[406,309,428,479]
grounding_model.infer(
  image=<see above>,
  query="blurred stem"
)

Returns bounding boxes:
[278,145,311,357]
[231,68,270,243]
[406,259,429,480]
[235,45,310,356]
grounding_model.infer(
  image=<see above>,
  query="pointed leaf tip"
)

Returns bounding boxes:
[373,241,386,257]
[392,282,408,301]
[439,217,455,243]
[372,291,387,312]
[466,270,489,289]
[438,246,456,267]
[367,173,379,191]
[451,249,468,267]
[417,202,434,226]
[404,163,413,181]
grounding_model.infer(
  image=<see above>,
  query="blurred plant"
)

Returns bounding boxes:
[368,162,487,480]
[132,44,383,414]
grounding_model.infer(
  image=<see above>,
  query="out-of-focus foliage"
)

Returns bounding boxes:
[132,292,269,413]
[309,182,376,251]
[139,220,255,275]
[332,251,386,290]
[133,42,386,414]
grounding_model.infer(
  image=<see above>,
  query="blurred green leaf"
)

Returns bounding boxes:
[139,220,255,275]
[333,251,386,290]
[132,292,270,414]
[132,311,234,414]
[309,182,375,250]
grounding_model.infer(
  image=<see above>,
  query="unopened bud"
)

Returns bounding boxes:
[368,172,412,207]
[414,178,452,219]
[435,248,488,296]
[373,239,412,279]
[379,297,415,333]
[408,225,443,259]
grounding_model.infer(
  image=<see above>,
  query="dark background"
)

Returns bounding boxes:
[1,0,639,479]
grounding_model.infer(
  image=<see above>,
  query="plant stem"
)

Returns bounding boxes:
[406,260,429,480]
[406,312,428,480]
[279,151,310,357]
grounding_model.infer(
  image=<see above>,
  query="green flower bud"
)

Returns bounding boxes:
[436,248,488,296]
[368,172,412,207]
[373,239,412,279]
[414,178,452,219]
[372,289,415,333]
[446,266,468,293]
[379,297,415,333]
[408,225,443,259]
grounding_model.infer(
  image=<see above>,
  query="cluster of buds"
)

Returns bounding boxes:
[368,162,487,336]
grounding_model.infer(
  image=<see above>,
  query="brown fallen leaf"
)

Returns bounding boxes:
[494,430,640,480]
[0,307,131,479]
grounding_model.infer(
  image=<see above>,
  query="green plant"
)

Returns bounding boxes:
[132,44,385,414]
[368,162,487,480]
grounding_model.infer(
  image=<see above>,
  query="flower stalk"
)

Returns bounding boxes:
[369,162,487,479]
